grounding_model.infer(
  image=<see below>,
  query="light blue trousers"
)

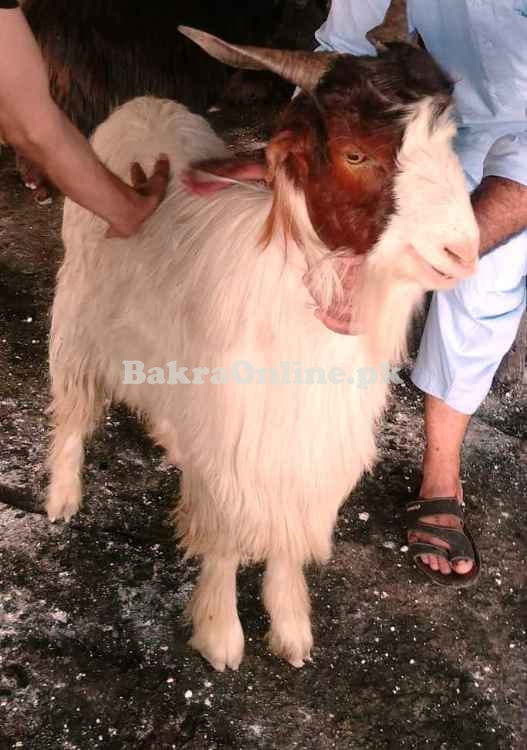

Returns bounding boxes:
[412,227,527,415]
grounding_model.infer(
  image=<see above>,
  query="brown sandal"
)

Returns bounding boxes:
[406,497,481,588]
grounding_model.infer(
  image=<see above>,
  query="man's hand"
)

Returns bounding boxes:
[305,254,367,335]
[0,8,171,238]
[106,154,170,238]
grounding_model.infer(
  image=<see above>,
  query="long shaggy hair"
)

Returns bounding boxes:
[52,98,390,558]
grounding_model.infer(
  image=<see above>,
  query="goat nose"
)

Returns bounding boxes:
[446,237,479,266]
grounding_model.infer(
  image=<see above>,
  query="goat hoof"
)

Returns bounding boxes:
[46,485,81,523]
[189,617,245,672]
[36,195,54,206]
[267,622,313,668]
[35,186,53,206]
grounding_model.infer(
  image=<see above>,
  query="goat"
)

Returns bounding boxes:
[47,28,479,671]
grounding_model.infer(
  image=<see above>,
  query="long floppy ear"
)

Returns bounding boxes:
[178,25,336,93]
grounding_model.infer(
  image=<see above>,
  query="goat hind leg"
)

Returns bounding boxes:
[188,553,244,672]
[263,555,313,668]
[46,382,103,522]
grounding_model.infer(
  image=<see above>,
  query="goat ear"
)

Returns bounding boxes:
[266,130,310,185]
[183,153,268,196]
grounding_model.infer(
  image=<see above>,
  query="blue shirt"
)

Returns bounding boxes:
[316,0,527,188]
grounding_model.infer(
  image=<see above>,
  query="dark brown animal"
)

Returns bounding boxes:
[17,0,326,201]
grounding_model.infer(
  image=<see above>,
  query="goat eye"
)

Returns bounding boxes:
[345,152,366,166]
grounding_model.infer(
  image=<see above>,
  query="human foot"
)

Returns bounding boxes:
[406,493,479,586]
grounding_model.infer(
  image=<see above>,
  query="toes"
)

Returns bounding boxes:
[452,559,474,575]
[418,553,453,576]
[409,514,476,579]
[418,553,473,577]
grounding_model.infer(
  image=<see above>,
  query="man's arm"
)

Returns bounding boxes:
[0,8,168,237]
[472,176,527,256]
[475,131,527,254]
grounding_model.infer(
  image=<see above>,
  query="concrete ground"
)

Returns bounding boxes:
[1,42,526,750]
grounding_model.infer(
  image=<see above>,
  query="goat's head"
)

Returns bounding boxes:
[179,27,479,291]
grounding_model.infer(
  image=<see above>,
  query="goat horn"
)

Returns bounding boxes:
[178,25,336,93]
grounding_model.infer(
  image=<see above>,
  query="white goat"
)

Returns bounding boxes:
[47,32,479,671]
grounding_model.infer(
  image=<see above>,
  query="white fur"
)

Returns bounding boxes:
[47,96,479,669]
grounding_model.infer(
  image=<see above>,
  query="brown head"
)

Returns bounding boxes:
[261,44,452,253]
[179,27,479,287]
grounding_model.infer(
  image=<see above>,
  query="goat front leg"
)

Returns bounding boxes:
[263,555,313,668]
[188,553,244,672]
